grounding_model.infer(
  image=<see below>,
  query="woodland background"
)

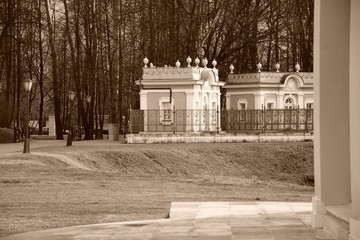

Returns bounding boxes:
[0,0,313,139]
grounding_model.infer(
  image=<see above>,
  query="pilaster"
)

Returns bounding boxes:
[277,94,284,109]
[226,95,231,110]
[139,91,148,110]
[298,94,304,108]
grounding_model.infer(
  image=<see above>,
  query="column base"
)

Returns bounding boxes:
[312,196,326,228]
[350,218,360,240]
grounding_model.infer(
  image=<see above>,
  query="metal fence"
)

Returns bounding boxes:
[221,108,313,133]
[130,109,219,133]
[129,108,313,133]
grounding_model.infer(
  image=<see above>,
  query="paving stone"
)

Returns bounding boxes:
[0,202,335,240]
[192,235,232,240]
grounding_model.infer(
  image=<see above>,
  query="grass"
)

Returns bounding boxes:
[0,142,314,238]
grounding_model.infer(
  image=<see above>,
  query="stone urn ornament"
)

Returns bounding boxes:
[203,58,208,68]
[275,62,280,72]
[186,56,192,67]
[295,62,300,72]
[257,62,262,72]
[212,59,217,69]
[229,64,234,74]
[195,57,200,67]
[175,60,180,68]
[143,57,149,68]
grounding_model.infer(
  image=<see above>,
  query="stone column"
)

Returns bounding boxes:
[312,0,351,230]
[350,0,360,239]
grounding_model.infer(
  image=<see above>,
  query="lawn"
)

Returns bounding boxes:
[0,142,314,238]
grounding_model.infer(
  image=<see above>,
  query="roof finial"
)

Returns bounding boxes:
[275,62,280,72]
[257,62,262,73]
[143,57,149,68]
[186,56,192,67]
[202,58,208,68]
[195,57,200,68]
[229,64,234,74]
[212,59,217,69]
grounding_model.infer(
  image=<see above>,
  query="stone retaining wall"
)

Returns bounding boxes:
[126,132,313,144]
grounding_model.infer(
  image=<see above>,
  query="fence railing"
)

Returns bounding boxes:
[129,108,313,133]
[130,109,220,133]
[221,108,313,133]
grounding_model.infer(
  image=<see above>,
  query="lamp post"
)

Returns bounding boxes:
[86,95,91,139]
[23,79,33,153]
[66,91,75,146]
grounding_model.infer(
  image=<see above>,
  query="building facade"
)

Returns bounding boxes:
[135,58,224,132]
[224,71,314,110]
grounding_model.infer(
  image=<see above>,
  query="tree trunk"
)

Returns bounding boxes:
[44,0,63,140]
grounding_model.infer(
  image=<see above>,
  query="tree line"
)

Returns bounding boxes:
[0,0,313,140]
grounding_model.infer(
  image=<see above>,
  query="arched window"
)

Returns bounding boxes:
[284,97,295,109]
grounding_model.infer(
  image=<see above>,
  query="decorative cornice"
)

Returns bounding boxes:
[143,67,193,75]
[227,72,314,85]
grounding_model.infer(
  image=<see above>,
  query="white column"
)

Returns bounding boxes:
[350,0,360,239]
[312,0,351,229]
[186,93,195,132]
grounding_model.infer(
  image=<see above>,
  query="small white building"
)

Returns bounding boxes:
[224,65,314,110]
[135,58,224,132]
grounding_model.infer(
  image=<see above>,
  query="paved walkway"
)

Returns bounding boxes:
[1,202,333,240]
[0,139,122,154]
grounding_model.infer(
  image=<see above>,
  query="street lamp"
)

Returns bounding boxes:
[66,91,75,146]
[85,95,92,139]
[23,79,33,153]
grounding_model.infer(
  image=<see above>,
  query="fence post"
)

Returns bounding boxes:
[262,104,265,133]
[296,105,300,131]
[305,106,309,132]
[129,105,132,134]
[172,105,176,134]
[216,105,220,133]
[231,107,234,134]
